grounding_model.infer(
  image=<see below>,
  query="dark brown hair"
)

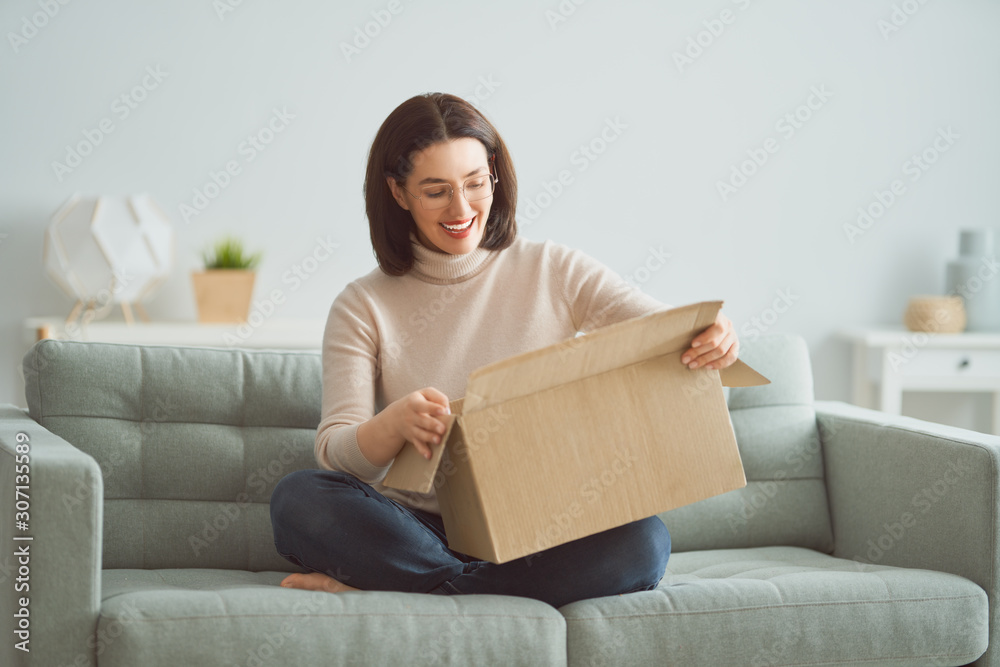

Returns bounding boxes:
[364,93,518,276]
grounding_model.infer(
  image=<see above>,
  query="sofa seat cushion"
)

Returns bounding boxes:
[561,546,987,667]
[99,569,566,667]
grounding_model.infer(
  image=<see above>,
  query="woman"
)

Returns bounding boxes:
[269,93,739,608]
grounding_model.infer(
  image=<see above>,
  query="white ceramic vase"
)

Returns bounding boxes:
[945,229,1000,332]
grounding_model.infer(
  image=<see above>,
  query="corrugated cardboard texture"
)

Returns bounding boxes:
[463,301,765,412]
[383,398,464,494]
[454,351,747,562]
[433,430,496,562]
[383,301,766,563]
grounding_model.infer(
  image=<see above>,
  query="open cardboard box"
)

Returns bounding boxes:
[383,300,769,564]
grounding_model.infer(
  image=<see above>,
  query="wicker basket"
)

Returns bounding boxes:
[903,295,966,333]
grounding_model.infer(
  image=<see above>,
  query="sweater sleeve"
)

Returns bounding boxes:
[547,240,672,332]
[314,282,391,484]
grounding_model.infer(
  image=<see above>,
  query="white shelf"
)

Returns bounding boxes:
[24,316,326,350]
[840,327,1000,349]
[839,327,1000,435]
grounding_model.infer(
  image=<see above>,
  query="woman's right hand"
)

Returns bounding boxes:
[356,387,451,466]
[386,387,451,460]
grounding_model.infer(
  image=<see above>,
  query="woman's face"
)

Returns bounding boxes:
[388,137,494,255]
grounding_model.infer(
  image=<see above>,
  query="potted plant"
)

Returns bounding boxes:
[191,236,262,323]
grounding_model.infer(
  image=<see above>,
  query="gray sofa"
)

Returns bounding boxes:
[0,333,994,666]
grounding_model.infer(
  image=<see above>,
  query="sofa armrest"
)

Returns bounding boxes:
[817,400,998,664]
[0,404,103,667]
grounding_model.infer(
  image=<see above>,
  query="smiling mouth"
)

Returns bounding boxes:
[440,218,474,232]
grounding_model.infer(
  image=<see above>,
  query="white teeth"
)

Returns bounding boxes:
[441,218,473,231]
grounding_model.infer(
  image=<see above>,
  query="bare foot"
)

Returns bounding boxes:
[280,572,359,594]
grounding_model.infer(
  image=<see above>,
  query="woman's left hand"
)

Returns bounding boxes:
[680,310,739,371]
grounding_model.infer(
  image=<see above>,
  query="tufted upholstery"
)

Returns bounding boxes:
[12,334,993,667]
[661,334,834,554]
[563,546,987,666]
[22,340,321,570]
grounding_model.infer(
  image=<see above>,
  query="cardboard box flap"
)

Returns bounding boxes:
[382,414,456,494]
[464,301,765,413]
[383,397,465,494]
[719,359,770,387]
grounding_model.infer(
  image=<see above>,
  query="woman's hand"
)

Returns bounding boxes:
[386,387,451,460]
[680,310,739,371]
[357,387,451,466]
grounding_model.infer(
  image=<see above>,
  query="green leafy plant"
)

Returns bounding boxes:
[201,236,262,270]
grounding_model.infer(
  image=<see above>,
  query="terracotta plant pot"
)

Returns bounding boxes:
[191,270,256,323]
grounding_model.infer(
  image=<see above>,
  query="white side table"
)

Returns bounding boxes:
[840,328,1000,435]
[23,316,327,350]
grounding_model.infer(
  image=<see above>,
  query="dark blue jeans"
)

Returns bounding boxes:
[269,469,671,608]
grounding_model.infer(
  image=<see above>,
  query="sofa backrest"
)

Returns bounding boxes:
[23,340,319,572]
[660,333,834,554]
[22,332,833,571]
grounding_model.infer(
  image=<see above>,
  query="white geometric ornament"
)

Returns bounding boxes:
[43,193,174,325]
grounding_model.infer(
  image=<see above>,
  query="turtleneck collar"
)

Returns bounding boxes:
[408,231,498,285]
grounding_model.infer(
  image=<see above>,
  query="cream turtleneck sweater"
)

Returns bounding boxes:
[315,234,670,514]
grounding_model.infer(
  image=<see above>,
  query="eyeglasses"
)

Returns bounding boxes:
[399,173,498,210]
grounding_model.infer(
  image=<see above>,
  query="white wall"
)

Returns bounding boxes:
[2,0,999,431]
